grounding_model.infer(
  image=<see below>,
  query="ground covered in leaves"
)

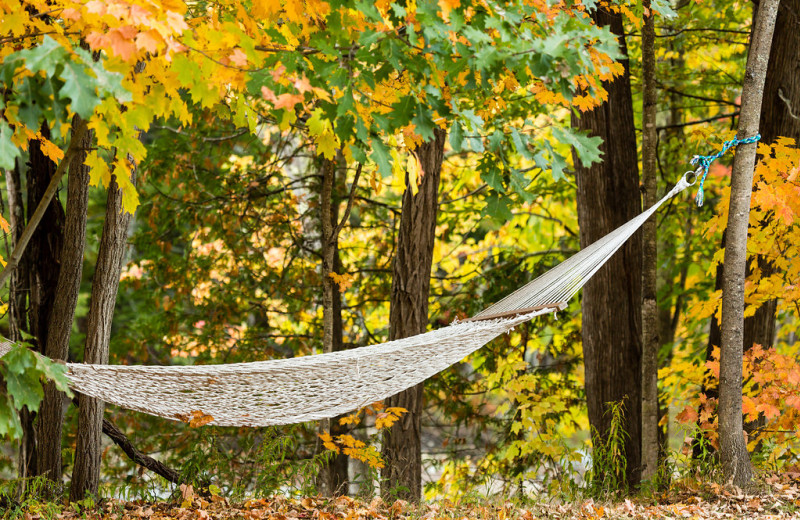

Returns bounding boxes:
[16,474,800,520]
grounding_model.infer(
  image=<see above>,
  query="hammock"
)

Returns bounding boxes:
[0,174,693,427]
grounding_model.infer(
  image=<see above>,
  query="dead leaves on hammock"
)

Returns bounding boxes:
[175,410,215,428]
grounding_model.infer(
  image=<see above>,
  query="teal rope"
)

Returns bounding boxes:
[692,134,761,207]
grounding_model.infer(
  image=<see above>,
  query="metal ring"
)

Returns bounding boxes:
[683,170,698,186]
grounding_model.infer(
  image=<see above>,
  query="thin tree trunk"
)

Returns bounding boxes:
[381,128,446,502]
[718,0,779,489]
[6,159,29,491]
[6,161,27,345]
[317,157,352,495]
[36,116,91,487]
[695,0,797,459]
[71,172,135,501]
[640,0,659,483]
[572,7,643,489]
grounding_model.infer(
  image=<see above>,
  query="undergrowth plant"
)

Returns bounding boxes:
[178,424,333,499]
[0,476,63,520]
[585,399,629,498]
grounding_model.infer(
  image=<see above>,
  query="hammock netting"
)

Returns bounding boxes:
[0,175,693,427]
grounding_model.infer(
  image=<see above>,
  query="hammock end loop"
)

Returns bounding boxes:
[695,187,705,207]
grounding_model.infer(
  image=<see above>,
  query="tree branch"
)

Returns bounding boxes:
[658,86,740,107]
[101,417,182,484]
[657,112,740,131]
[69,395,182,484]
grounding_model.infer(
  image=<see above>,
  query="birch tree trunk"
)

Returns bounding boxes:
[71,172,135,500]
[640,0,660,483]
[718,0,779,489]
[381,128,446,502]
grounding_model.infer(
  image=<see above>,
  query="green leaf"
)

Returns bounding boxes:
[449,120,464,152]
[0,121,21,171]
[75,48,132,104]
[544,141,568,182]
[59,60,100,118]
[5,370,43,412]
[651,0,677,18]
[553,126,603,167]
[411,109,436,141]
[36,357,72,395]
[336,89,355,117]
[21,36,66,77]
[511,128,533,159]
[1,344,36,373]
[391,95,415,126]
[466,136,484,153]
[481,168,504,193]
[482,192,514,222]
[510,169,535,203]
[370,138,392,177]
[0,395,23,439]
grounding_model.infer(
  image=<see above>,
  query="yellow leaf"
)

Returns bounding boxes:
[407,154,421,196]
[85,150,111,188]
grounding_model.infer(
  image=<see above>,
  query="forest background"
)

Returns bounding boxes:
[0,0,799,509]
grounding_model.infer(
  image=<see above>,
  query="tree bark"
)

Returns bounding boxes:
[5,159,29,491]
[71,172,135,501]
[318,157,352,495]
[640,0,660,483]
[744,0,799,353]
[20,124,66,480]
[381,128,446,502]
[5,160,27,346]
[572,7,643,489]
[36,116,91,487]
[695,0,797,460]
[718,0,779,489]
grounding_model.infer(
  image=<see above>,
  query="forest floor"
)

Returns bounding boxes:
[15,473,800,520]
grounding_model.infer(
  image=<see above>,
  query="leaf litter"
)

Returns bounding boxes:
[20,473,800,520]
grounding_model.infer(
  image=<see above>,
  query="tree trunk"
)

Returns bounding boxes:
[71,173,135,501]
[718,0,779,489]
[745,0,799,352]
[572,7,643,489]
[20,125,66,480]
[318,157,351,495]
[381,128,446,502]
[696,0,797,460]
[6,160,27,346]
[36,116,91,486]
[6,159,30,490]
[640,0,660,483]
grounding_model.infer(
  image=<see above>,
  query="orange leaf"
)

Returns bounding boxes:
[136,31,161,54]
[229,49,248,67]
[676,405,698,424]
[187,410,215,427]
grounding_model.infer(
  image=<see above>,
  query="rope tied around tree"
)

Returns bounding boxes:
[691,133,761,207]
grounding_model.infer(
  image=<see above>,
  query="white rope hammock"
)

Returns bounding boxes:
[0,174,693,427]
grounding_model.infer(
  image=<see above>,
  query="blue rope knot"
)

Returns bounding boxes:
[691,133,761,207]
